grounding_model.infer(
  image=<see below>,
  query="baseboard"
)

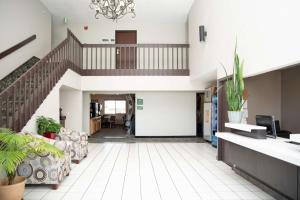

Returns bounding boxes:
[134,136,199,138]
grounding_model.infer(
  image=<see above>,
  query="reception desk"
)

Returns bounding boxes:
[217,131,300,200]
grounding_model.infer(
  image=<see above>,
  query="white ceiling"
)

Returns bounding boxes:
[40,0,194,24]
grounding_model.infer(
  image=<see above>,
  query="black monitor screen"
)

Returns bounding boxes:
[256,115,277,138]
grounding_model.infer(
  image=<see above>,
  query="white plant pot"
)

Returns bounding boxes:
[228,111,244,123]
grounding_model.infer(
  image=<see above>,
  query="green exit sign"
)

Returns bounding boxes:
[137,98,143,105]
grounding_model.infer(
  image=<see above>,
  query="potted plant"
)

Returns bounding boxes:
[0,128,63,200]
[222,44,248,123]
[37,116,62,139]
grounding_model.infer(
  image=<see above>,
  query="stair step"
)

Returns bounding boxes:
[0,56,40,93]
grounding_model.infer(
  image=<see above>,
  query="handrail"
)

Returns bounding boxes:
[0,39,68,96]
[67,29,83,47]
[0,35,36,60]
[0,31,82,131]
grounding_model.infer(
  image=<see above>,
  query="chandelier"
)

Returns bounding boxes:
[90,0,136,21]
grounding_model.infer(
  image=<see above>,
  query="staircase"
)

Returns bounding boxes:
[0,56,40,93]
[0,30,83,132]
[0,29,190,132]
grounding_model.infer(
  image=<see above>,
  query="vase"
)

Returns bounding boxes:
[0,176,25,200]
[228,111,244,123]
[44,132,56,139]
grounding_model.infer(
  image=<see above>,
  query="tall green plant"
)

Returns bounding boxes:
[37,116,61,135]
[0,128,63,185]
[222,44,247,111]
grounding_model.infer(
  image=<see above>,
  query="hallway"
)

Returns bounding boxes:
[90,127,129,139]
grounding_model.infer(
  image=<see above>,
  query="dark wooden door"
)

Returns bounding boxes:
[115,31,137,69]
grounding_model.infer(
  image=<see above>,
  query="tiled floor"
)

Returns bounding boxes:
[89,127,128,139]
[24,143,275,200]
[89,128,206,143]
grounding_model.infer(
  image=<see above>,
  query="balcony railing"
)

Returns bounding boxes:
[81,43,189,76]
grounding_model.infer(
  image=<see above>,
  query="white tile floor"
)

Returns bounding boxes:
[24,143,275,200]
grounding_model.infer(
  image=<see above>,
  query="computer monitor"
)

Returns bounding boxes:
[256,115,277,138]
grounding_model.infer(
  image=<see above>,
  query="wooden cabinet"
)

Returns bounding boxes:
[90,117,101,135]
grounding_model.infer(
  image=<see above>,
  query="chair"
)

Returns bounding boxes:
[275,120,292,139]
[122,115,126,128]
[102,115,111,128]
[17,134,72,190]
[58,128,89,164]
[110,115,116,128]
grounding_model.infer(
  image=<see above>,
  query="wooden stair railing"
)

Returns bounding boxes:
[0,29,190,132]
[0,30,83,132]
[0,35,37,60]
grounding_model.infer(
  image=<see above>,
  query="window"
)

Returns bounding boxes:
[115,100,126,114]
[104,101,116,114]
[104,100,126,114]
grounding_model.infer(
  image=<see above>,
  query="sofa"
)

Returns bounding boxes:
[17,134,72,189]
[58,128,88,164]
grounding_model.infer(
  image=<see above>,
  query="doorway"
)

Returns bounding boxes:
[115,30,137,69]
[89,94,136,140]
[196,93,205,137]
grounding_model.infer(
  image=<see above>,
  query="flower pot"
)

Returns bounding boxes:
[228,111,244,123]
[0,176,25,200]
[44,132,56,139]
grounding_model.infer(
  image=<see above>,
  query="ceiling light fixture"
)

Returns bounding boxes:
[90,0,136,21]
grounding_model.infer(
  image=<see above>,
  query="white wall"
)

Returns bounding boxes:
[188,0,300,80]
[0,0,51,79]
[82,92,91,134]
[82,76,205,92]
[80,73,203,136]
[22,70,82,133]
[52,18,187,48]
[188,0,218,83]
[22,69,202,134]
[135,92,196,136]
[60,88,83,131]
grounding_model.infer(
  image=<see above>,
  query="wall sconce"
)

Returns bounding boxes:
[199,26,207,42]
[63,17,68,24]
